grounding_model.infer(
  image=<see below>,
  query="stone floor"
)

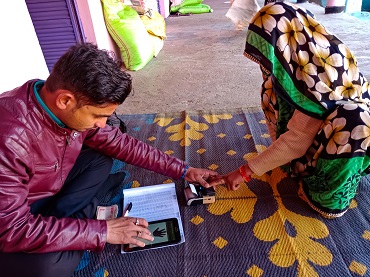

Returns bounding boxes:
[116,0,370,115]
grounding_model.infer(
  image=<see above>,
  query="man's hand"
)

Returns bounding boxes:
[106,217,153,247]
[185,167,223,188]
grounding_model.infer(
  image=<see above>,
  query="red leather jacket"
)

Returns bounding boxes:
[0,80,185,253]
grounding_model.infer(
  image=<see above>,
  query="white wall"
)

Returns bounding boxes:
[0,0,49,93]
[76,0,121,59]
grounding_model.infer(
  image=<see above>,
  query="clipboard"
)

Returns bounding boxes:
[121,183,185,253]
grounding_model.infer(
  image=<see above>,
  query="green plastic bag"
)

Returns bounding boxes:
[178,4,212,14]
[101,0,153,71]
[170,0,203,13]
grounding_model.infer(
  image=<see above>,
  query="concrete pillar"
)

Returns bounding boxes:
[325,0,346,13]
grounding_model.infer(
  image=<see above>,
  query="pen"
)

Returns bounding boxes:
[123,202,132,217]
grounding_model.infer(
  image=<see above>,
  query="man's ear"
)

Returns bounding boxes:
[55,90,76,110]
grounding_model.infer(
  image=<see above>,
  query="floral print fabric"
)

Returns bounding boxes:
[244,2,370,215]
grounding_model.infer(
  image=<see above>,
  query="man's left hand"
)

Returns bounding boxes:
[185,167,223,188]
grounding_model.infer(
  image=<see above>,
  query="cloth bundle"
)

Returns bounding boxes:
[170,0,213,14]
[225,0,260,30]
[101,0,166,71]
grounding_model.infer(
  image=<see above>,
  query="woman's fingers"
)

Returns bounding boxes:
[231,183,240,190]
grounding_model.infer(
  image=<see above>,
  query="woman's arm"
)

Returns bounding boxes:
[223,110,324,190]
[248,109,324,176]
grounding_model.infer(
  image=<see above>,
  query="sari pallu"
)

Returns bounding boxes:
[244,2,370,217]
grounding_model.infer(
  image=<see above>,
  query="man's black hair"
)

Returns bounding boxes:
[45,43,132,106]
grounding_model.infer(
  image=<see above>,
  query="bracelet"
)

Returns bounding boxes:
[239,165,251,182]
[181,165,189,179]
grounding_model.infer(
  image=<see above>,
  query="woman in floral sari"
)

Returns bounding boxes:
[222,1,370,218]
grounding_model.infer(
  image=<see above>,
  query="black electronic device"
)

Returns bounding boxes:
[184,183,216,206]
[122,218,181,252]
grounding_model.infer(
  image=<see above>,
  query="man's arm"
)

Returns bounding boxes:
[84,127,186,179]
[0,133,106,253]
[84,126,221,186]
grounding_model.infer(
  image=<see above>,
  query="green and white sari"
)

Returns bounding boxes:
[244,2,370,217]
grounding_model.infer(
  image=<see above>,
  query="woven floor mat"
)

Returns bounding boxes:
[73,108,370,277]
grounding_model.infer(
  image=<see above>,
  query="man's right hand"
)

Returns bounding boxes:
[106,217,153,247]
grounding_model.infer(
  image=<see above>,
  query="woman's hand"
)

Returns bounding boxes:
[222,164,253,191]
[106,217,154,247]
[222,169,244,190]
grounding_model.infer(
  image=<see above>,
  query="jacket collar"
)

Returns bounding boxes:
[28,80,74,136]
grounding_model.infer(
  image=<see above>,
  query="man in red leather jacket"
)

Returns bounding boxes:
[0,43,221,276]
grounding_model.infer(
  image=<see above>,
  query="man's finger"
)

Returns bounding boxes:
[208,178,225,187]
[135,232,154,242]
[205,170,219,177]
[132,237,146,247]
[208,175,224,181]
[198,178,210,188]
[132,233,154,247]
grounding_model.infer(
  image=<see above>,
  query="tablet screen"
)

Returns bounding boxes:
[123,218,181,252]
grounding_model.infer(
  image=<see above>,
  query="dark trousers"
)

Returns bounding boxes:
[0,148,113,277]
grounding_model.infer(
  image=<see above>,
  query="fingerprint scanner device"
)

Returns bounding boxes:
[184,183,216,206]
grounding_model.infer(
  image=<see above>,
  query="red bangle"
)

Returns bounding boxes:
[239,165,251,182]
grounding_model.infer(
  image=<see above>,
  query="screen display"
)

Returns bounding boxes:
[124,218,180,252]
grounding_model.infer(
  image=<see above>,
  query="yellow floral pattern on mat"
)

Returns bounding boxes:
[349,261,368,276]
[213,236,228,249]
[246,265,264,277]
[254,168,332,277]
[208,183,257,224]
[208,167,332,276]
[154,114,233,146]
